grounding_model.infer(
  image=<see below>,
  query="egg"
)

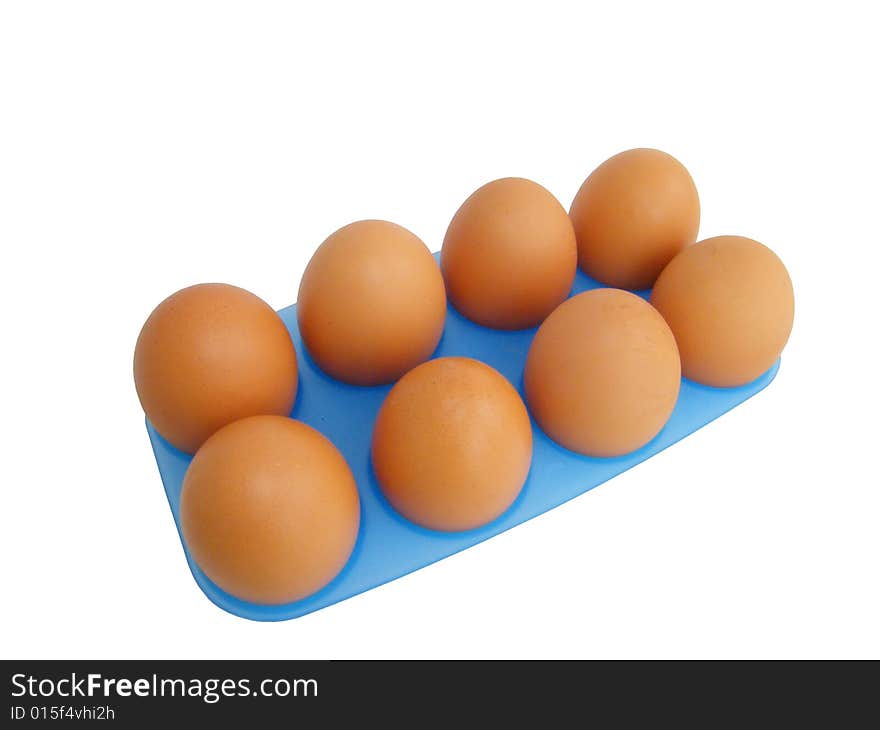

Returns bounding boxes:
[525,288,681,457]
[570,148,700,290]
[371,357,532,532]
[440,177,577,330]
[134,283,298,454]
[651,235,794,387]
[297,220,446,386]
[180,415,360,605]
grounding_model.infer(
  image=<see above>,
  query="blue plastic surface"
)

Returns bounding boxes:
[147,262,779,621]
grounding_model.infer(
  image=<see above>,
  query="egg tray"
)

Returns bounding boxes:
[146,261,779,621]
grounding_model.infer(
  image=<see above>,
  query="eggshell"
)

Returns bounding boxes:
[524,288,681,457]
[371,357,532,532]
[441,177,577,329]
[180,415,360,605]
[134,283,298,454]
[570,148,700,290]
[651,235,794,387]
[297,220,446,386]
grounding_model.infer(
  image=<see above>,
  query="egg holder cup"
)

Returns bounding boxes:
[147,260,779,621]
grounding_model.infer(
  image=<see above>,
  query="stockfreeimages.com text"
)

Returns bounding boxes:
[10,673,317,704]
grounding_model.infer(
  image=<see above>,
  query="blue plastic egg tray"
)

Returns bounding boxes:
[147,260,779,621]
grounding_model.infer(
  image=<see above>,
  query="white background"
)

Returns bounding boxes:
[1,1,877,659]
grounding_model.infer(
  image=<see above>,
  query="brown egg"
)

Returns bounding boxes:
[134,284,298,454]
[180,415,360,605]
[371,357,532,532]
[525,289,681,457]
[441,177,577,329]
[297,220,446,386]
[570,148,700,290]
[651,235,794,387]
